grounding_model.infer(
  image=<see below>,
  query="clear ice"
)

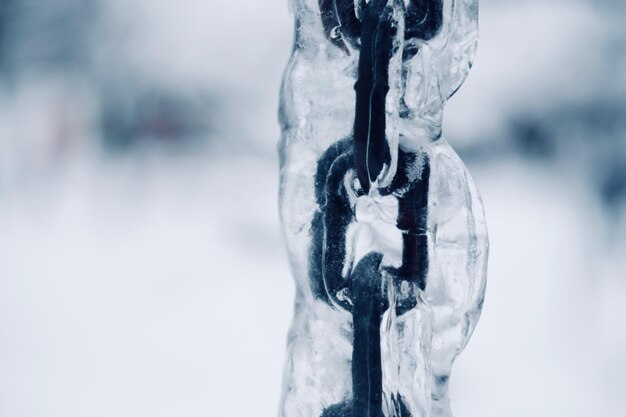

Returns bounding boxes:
[278,1,488,416]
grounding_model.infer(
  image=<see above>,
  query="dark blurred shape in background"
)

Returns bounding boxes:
[99,84,215,151]
[5,0,95,71]
[0,1,624,417]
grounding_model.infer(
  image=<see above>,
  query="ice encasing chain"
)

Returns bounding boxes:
[278,1,488,416]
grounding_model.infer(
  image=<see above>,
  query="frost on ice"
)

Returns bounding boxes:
[278,1,488,416]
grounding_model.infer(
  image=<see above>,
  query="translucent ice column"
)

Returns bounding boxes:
[278,1,488,417]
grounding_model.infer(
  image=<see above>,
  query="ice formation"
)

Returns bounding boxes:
[278,1,488,416]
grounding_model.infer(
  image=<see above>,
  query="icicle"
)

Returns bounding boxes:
[278,1,488,416]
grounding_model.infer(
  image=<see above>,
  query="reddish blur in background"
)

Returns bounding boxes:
[0,0,625,416]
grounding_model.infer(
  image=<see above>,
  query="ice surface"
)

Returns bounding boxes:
[278,1,488,416]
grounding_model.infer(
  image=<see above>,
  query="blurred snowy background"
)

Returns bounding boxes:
[0,0,624,416]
